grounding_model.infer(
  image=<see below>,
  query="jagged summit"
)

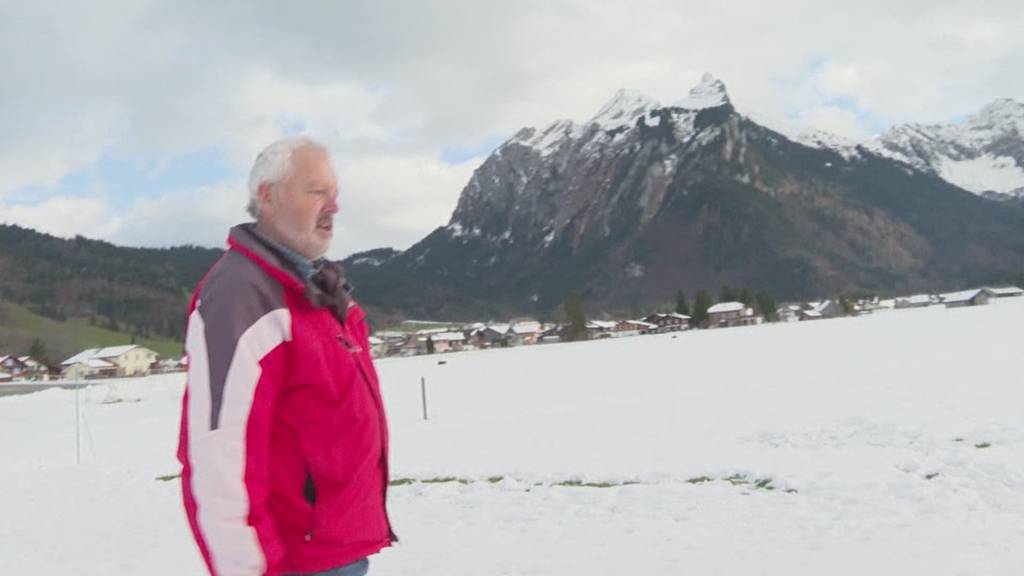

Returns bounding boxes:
[674,72,730,110]
[588,88,661,131]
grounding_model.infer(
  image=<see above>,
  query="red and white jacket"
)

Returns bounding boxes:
[178,224,395,575]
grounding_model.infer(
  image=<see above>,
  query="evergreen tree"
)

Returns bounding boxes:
[426,336,435,354]
[28,338,49,365]
[692,290,712,328]
[675,290,690,316]
[756,292,778,322]
[563,290,587,342]
[719,285,737,303]
[738,288,754,306]
[839,295,855,316]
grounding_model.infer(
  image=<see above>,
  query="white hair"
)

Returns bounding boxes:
[247,135,328,218]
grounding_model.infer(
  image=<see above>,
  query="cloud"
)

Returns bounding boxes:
[0,196,120,239]
[1,0,1023,253]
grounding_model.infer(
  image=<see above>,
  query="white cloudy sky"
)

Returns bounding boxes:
[1,0,1022,259]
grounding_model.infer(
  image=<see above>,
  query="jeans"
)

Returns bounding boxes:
[287,558,369,576]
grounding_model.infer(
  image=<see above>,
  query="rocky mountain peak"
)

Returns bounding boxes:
[674,73,731,110]
[588,88,661,131]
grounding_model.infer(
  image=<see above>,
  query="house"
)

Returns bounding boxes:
[941,288,994,308]
[0,355,30,380]
[776,305,801,323]
[367,336,388,358]
[61,345,158,379]
[991,286,1023,299]
[802,301,843,317]
[537,325,562,344]
[427,332,467,353]
[642,313,690,333]
[153,358,185,373]
[373,331,409,357]
[0,371,11,383]
[614,320,657,337]
[508,321,543,346]
[895,294,936,309]
[18,356,49,379]
[584,320,617,339]
[707,302,761,328]
[63,358,119,381]
[472,324,511,348]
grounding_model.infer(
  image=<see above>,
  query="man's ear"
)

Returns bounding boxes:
[258,182,275,215]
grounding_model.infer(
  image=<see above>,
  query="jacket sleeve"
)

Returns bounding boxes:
[178,274,292,576]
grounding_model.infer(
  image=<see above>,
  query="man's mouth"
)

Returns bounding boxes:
[316,217,333,232]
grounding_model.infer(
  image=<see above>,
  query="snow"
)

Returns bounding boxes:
[940,288,988,304]
[429,332,466,343]
[673,73,730,110]
[62,345,140,366]
[514,119,582,157]
[588,88,660,132]
[870,99,1024,197]
[936,154,1024,195]
[707,301,745,314]
[3,301,1024,574]
[991,286,1024,297]
[782,127,864,161]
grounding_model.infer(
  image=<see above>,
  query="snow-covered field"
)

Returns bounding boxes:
[2,300,1023,575]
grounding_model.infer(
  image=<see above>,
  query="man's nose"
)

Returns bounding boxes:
[325,191,340,214]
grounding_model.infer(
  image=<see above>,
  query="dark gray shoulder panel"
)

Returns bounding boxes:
[198,249,286,431]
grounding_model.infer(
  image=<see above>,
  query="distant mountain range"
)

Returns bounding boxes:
[342,75,1024,319]
[3,75,1024,339]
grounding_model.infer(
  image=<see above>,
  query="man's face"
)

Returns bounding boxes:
[258,147,339,260]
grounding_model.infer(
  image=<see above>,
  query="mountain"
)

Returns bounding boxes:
[0,224,222,357]
[344,75,1024,319]
[873,98,1024,201]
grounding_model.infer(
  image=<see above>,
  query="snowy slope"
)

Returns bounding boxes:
[872,99,1024,198]
[1,300,1023,574]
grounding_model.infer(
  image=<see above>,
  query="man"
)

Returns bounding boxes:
[178,136,395,576]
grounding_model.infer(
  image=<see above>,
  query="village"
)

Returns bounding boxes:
[2,284,1019,384]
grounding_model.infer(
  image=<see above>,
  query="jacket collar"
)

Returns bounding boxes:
[228,223,353,322]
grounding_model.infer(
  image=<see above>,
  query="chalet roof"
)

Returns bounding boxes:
[62,345,146,366]
[620,320,657,329]
[707,302,744,314]
[941,288,992,304]
[991,286,1023,296]
[431,332,467,342]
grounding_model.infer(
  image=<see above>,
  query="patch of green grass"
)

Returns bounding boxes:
[421,476,470,485]
[156,473,181,482]
[387,475,793,493]
[975,442,991,449]
[0,301,182,359]
[721,474,777,490]
[925,473,940,480]
[724,474,748,486]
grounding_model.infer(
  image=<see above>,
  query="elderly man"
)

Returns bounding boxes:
[178,136,395,576]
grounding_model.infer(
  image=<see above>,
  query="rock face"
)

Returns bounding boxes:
[344,76,1024,320]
